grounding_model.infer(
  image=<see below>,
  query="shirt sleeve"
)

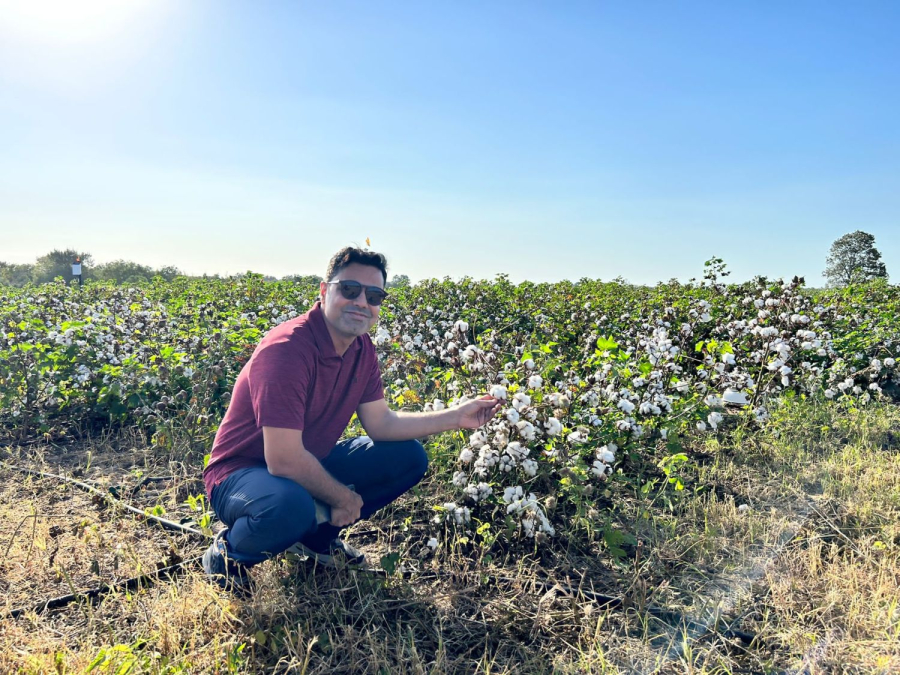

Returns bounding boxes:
[247,340,313,430]
[360,339,385,404]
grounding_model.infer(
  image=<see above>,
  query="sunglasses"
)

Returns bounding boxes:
[327,280,388,306]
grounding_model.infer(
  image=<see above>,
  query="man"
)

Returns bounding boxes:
[202,246,500,589]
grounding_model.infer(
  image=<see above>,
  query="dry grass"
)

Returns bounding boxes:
[1,400,899,673]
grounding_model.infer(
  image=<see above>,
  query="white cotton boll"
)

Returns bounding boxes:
[544,417,563,437]
[781,376,791,387]
[454,320,469,333]
[824,389,835,399]
[885,358,896,367]
[704,395,723,408]
[503,486,523,503]
[522,458,538,477]
[427,537,439,550]
[528,374,543,389]
[696,421,708,432]
[512,392,531,410]
[524,359,535,370]
[708,411,723,430]
[737,504,751,514]
[433,399,446,411]
[515,420,536,441]
[452,470,468,487]
[674,381,690,393]
[617,398,635,414]
[505,408,520,424]
[567,428,589,444]
[489,384,508,400]
[869,383,881,392]
[722,389,750,406]
[721,353,736,365]
[597,445,616,464]
[469,430,487,446]
[780,365,792,376]
[591,460,609,478]
[871,358,882,370]
[459,448,474,463]
[660,428,669,440]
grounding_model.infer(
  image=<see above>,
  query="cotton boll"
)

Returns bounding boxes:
[544,417,563,437]
[617,398,635,414]
[597,445,616,464]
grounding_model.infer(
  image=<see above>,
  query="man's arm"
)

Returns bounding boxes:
[357,396,502,442]
[263,427,363,527]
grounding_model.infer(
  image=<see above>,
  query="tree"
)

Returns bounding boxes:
[32,249,94,285]
[282,274,323,285]
[386,274,410,289]
[0,262,34,287]
[92,259,155,284]
[823,231,888,287]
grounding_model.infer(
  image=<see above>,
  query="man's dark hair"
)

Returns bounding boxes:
[325,247,389,286]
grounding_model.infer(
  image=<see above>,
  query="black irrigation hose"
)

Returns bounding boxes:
[1,463,204,537]
[5,556,203,620]
[0,462,760,646]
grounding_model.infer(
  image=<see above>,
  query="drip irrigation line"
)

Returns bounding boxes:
[0,461,760,647]
[1,463,204,537]
[5,556,203,620]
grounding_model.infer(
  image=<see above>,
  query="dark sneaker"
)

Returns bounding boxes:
[202,529,251,591]
[286,538,367,568]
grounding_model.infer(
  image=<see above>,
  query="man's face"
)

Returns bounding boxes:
[319,262,384,342]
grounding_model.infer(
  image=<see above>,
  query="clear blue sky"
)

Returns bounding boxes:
[1,1,897,284]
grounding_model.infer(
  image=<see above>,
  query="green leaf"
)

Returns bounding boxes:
[596,337,619,351]
[380,551,400,575]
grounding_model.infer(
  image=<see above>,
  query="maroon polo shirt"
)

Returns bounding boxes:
[203,301,384,498]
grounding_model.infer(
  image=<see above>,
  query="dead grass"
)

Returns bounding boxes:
[1,400,899,673]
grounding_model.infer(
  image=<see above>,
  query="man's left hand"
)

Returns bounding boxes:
[456,395,503,429]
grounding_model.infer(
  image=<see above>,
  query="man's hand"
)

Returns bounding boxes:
[456,395,503,429]
[329,489,364,527]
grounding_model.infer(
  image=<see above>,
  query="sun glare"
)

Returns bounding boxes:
[0,0,158,45]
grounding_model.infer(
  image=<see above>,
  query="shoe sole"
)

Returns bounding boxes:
[285,541,366,568]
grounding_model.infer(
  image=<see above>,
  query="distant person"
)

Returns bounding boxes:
[202,246,501,589]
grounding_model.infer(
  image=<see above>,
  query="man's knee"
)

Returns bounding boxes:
[259,478,317,536]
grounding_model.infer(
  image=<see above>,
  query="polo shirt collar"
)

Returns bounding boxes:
[309,301,361,359]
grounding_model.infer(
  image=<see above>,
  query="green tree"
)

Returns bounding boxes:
[282,274,323,285]
[155,265,182,281]
[0,262,34,287]
[386,274,410,289]
[92,259,155,284]
[32,249,94,285]
[823,231,888,286]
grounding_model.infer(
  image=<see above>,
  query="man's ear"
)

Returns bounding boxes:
[319,280,327,303]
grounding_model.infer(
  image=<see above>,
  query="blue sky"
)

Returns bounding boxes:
[1,1,897,284]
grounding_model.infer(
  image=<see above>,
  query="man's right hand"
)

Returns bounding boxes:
[329,489,364,527]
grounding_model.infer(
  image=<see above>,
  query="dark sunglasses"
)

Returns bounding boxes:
[328,280,388,306]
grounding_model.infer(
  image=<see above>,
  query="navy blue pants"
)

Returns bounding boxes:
[209,436,428,565]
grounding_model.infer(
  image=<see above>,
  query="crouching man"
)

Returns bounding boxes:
[202,246,500,589]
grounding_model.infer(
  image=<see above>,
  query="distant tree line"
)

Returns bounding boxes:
[0,249,412,288]
[0,249,183,287]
